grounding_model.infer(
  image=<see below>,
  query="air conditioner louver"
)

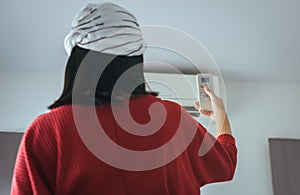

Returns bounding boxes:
[183,106,200,118]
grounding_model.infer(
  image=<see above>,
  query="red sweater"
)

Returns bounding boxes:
[11,95,237,195]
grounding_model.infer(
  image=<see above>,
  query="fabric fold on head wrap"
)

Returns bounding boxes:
[64,2,146,56]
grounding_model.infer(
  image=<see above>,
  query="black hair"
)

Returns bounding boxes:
[48,46,157,109]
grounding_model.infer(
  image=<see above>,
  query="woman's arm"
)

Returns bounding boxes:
[195,87,232,136]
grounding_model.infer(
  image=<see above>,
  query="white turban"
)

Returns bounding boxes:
[64,2,146,56]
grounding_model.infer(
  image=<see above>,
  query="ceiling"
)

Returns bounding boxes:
[0,0,299,82]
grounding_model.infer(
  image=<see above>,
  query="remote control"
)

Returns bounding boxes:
[196,74,214,111]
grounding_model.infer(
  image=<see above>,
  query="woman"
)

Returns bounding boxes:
[11,2,237,195]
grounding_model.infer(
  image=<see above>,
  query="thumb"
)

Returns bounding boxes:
[204,87,217,99]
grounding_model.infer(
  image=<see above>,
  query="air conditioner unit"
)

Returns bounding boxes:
[144,72,200,118]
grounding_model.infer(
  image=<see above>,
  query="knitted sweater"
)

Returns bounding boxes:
[11,95,237,195]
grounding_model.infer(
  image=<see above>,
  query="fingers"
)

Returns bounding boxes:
[200,109,213,116]
[195,101,213,116]
[194,101,200,110]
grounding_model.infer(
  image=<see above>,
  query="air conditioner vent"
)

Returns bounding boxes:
[144,72,199,119]
[183,106,200,117]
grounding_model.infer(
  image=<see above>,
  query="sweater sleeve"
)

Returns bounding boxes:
[188,124,238,187]
[11,116,57,195]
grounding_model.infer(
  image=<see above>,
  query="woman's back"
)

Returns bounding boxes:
[11,95,236,195]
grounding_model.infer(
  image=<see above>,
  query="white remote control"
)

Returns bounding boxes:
[196,74,214,111]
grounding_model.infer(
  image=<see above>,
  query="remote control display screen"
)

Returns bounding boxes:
[201,78,210,83]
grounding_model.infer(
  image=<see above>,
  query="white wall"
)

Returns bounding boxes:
[1,72,300,195]
[1,0,300,82]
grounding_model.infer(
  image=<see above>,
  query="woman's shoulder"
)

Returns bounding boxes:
[25,105,73,134]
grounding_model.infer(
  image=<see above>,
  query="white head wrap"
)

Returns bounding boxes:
[64,2,146,56]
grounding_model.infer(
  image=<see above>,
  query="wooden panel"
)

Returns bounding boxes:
[0,132,23,195]
[269,138,300,195]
